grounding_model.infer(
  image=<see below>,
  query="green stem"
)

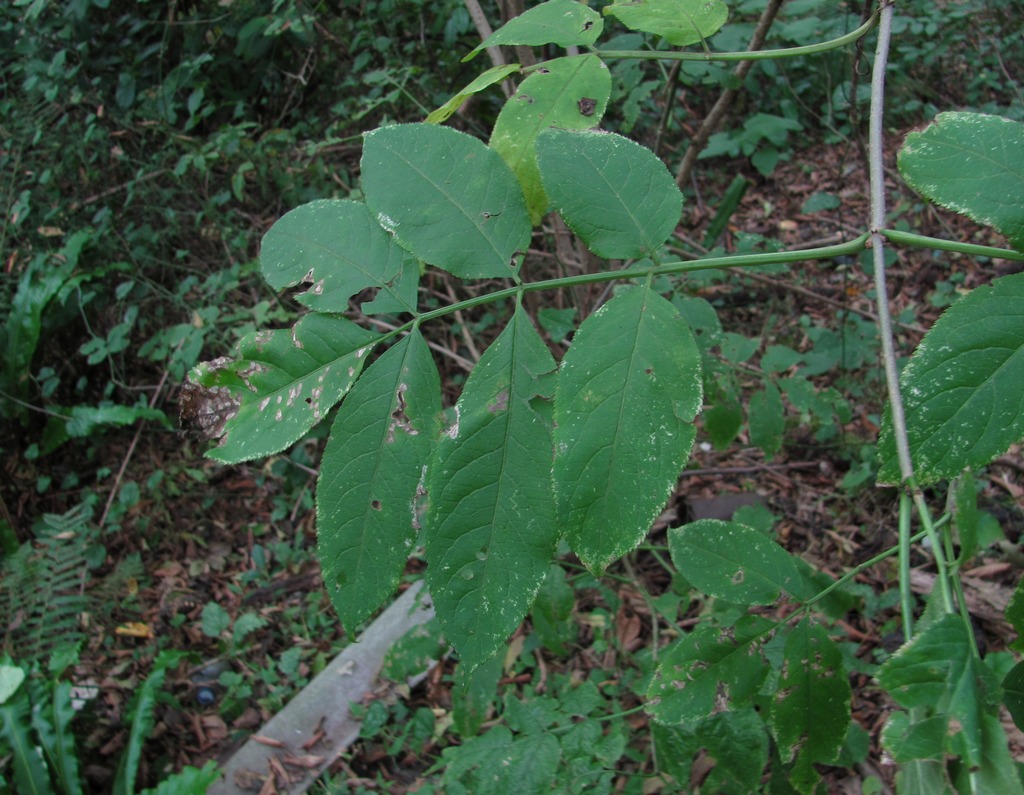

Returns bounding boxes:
[899,493,914,642]
[880,228,1024,261]
[595,9,879,63]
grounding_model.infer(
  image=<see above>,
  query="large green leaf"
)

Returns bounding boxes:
[554,286,701,573]
[604,0,729,47]
[362,123,531,279]
[317,331,442,630]
[536,128,682,258]
[877,614,1000,768]
[647,615,773,724]
[424,307,560,670]
[465,0,604,61]
[898,112,1024,251]
[259,199,418,315]
[668,519,806,605]
[748,379,784,460]
[877,272,1024,485]
[770,619,851,794]
[189,314,379,464]
[490,54,611,223]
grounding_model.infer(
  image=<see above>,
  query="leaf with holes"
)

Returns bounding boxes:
[668,519,808,605]
[647,615,773,724]
[424,306,560,670]
[362,123,531,279]
[259,199,419,315]
[899,112,1024,251]
[490,54,611,223]
[537,128,683,258]
[877,272,1024,485]
[554,286,701,574]
[189,314,379,464]
[604,0,729,47]
[318,332,442,630]
[465,0,603,61]
[770,619,851,794]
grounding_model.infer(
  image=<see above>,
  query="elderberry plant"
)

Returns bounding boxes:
[189,1,1024,790]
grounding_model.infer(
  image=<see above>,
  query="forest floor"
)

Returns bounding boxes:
[4,130,1023,793]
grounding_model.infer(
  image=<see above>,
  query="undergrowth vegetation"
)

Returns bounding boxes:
[2,0,1024,793]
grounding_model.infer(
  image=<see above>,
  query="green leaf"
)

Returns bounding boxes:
[530,564,577,655]
[466,0,603,61]
[603,0,729,47]
[426,63,522,123]
[490,55,611,223]
[258,199,418,315]
[647,615,773,724]
[653,708,768,793]
[425,307,560,670]
[877,272,1024,485]
[770,619,851,794]
[1007,575,1024,653]
[881,711,948,763]
[452,652,503,737]
[362,123,531,279]
[441,726,561,792]
[139,761,221,795]
[959,711,1024,795]
[898,112,1024,251]
[200,602,230,638]
[704,399,742,449]
[877,614,999,768]
[0,682,50,795]
[33,681,83,795]
[668,519,806,605]
[318,331,442,630]
[536,128,683,258]
[0,665,24,705]
[748,379,784,460]
[191,313,379,464]
[555,287,701,574]
[1002,660,1024,731]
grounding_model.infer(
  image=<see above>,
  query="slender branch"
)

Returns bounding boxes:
[598,9,880,64]
[675,0,785,187]
[881,228,1024,261]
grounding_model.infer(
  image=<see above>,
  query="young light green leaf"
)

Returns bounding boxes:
[881,711,948,763]
[318,331,442,630]
[898,112,1024,251]
[362,123,531,279]
[770,619,851,794]
[748,379,784,460]
[490,54,611,223]
[554,286,701,574]
[33,681,83,795]
[877,272,1024,485]
[466,0,603,61]
[536,128,683,258]
[1002,661,1024,731]
[647,615,773,724]
[604,0,729,47]
[425,307,560,671]
[426,64,522,123]
[190,314,379,464]
[259,199,418,315]
[878,614,1000,768]
[668,519,806,605]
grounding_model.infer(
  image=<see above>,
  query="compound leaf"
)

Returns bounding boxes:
[425,307,560,671]
[190,314,379,464]
[604,0,729,47]
[537,128,682,258]
[554,286,701,574]
[259,199,418,315]
[770,619,851,794]
[898,112,1024,251]
[465,0,603,61]
[318,331,442,630]
[490,54,611,223]
[878,272,1024,485]
[362,123,531,279]
[668,519,806,605]
[648,615,773,724]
